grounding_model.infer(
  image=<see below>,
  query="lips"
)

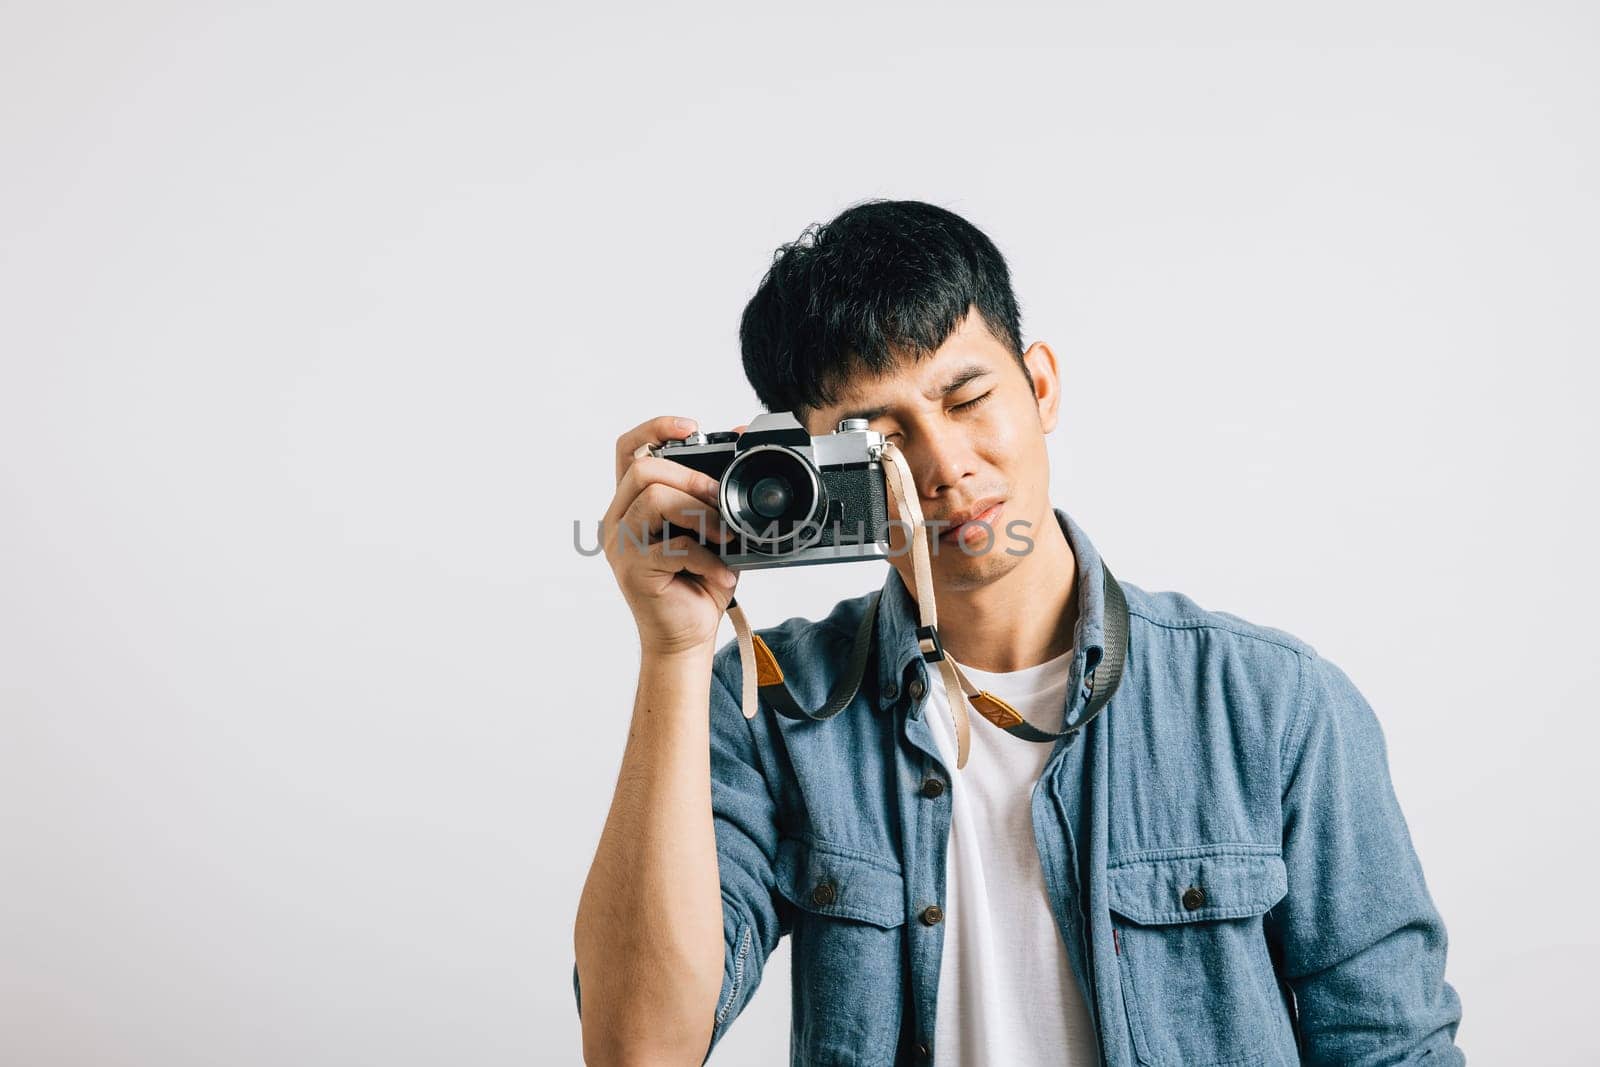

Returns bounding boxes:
[938,500,1004,544]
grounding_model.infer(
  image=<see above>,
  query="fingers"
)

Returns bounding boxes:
[603,454,725,532]
[617,482,737,549]
[615,415,699,485]
[645,535,740,595]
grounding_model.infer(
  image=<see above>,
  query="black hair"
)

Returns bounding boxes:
[739,199,1029,420]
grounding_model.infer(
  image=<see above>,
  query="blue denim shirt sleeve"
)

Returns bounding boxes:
[569,646,783,1065]
[1271,651,1465,1065]
[699,648,785,1062]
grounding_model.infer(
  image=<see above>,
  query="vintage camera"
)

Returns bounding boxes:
[645,411,894,571]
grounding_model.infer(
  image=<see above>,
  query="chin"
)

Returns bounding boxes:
[931,542,1024,592]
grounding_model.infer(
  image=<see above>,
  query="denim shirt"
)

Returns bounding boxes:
[573,508,1464,1066]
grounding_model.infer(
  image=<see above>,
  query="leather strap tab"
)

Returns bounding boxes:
[971,691,1025,729]
[751,635,784,686]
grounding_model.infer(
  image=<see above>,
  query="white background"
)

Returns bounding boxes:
[2,2,1596,1064]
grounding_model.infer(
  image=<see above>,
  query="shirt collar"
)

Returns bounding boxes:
[872,506,1109,727]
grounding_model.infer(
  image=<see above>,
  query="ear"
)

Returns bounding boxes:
[1022,341,1061,434]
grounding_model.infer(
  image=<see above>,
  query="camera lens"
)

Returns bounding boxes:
[749,476,792,519]
[721,445,828,553]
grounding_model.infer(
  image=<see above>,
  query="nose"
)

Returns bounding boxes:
[909,432,977,501]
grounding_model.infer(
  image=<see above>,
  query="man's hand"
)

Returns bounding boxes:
[602,416,746,657]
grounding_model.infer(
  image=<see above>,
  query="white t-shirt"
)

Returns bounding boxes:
[922,646,1100,1066]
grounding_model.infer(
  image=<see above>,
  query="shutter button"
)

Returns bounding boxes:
[811,881,837,907]
[1181,886,1207,911]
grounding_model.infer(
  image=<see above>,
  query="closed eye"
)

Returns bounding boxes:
[952,392,993,413]
[877,391,992,440]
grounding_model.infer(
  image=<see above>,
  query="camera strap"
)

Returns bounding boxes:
[723,441,1129,770]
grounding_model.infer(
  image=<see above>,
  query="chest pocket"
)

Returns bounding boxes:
[774,836,907,1066]
[1108,849,1291,1067]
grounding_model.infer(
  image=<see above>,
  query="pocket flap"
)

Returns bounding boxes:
[774,837,906,928]
[1108,849,1288,926]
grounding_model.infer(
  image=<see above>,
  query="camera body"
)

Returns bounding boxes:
[647,411,894,571]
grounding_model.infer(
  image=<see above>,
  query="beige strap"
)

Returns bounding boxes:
[876,443,974,769]
[727,600,760,721]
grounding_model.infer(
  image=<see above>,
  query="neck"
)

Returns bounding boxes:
[929,508,1079,673]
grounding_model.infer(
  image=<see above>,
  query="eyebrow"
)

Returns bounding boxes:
[837,362,993,423]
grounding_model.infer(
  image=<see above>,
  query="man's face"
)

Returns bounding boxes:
[802,306,1062,594]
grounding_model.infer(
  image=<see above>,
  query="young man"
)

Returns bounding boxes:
[573,200,1464,1065]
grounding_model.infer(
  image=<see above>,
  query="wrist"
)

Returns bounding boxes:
[638,640,717,672]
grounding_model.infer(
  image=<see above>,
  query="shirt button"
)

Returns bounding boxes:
[882,680,899,703]
[811,881,837,907]
[908,677,927,701]
[1181,886,1207,911]
[919,777,945,799]
[920,904,944,926]
[913,1040,932,1059]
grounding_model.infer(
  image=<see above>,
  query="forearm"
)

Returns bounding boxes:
[574,647,726,1065]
